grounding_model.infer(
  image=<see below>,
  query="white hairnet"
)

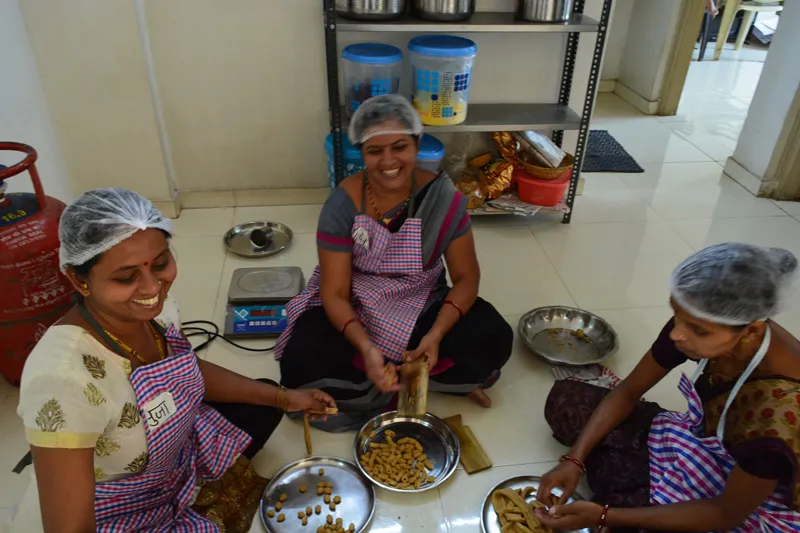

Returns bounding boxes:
[59,187,174,273]
[669,243,798,326]
[348,94,423,145]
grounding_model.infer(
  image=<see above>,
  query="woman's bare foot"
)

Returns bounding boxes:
[467,388,492,408]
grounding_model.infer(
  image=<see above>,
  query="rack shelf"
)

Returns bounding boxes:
[335,12,600,33]
[323,0,614,223]
[342,103,582,133]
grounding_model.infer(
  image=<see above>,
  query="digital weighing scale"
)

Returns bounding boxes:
[224,266,305,338]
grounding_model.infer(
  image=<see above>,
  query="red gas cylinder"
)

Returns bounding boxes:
[0,142,74,386]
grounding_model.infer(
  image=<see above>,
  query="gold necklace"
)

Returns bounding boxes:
[366,180,409,225]
[105,322,165,366]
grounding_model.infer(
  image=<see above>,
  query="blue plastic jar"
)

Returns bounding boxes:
[408,36,477,126]
[342,43,404,118]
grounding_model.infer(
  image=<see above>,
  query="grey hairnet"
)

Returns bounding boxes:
[669,243,798,326]
[348,94,423,145]
[59,187,173,273]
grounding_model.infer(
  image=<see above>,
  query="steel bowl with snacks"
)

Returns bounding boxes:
[518,306,618,366]
[353,411,459,493]
[260,456,375,533]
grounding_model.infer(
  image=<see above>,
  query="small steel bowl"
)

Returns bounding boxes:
[223,221,293,258]
[353,411,460,493]
[518,306,618,366]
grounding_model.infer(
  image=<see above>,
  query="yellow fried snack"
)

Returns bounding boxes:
[277,513,286,523]
[306,506,313,516]
[299,484,307,493]
[358,431,436,490]
[279,492,288,502]
[267,509,275,518]
[275,502,283,511]
[491,487,553,533]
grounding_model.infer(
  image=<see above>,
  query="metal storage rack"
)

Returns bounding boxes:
[322,0,613,224]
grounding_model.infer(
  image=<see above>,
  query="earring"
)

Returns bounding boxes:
[81,283,89,295]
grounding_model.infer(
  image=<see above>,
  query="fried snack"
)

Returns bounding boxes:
[302,517,309,526]
[300,484,307,493]
[267,509,275,518]
[304,414,313,455]
[298,511,306,519]
[277,513,286,523]
[319,468,325,475]
[468,152,493,169]
[279,493,287,502]
[326,515,334,524]
[275,502,283,511]
[329,502,337,511]
[491,487,553,533]
[333,495,341,504]
[315,505,321,514]
[358,430,436,490]
[306,506,313,516]
[324,494,331,504]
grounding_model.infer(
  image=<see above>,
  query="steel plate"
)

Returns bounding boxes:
[224,221,293,258]
[481,475,596,533]
[353,411,459,493]
[518,306,618,366]
[259,456,375,533]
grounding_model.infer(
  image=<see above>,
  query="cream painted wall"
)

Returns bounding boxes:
[20,0,606,196]
[617,0,681,102]
[601,0,634,81]
[0,0,72,202]
[732,0,799,181]
[19,0,173,201]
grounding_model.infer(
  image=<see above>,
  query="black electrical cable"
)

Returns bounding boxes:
[181,320,276,353]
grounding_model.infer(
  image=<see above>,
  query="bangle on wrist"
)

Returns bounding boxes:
[276,386,288,411]
[598,504,610,529]
[341,317,358,335]
[559,454,587,475]
[443,299,463,319]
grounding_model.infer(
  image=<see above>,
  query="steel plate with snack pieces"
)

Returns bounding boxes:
[481,475,597,533]
[354,411,459,493]
[259,456,375,533]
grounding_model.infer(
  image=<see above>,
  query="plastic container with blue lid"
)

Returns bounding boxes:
[324,132,446,188]
[343,43,404,118]
[408,36,477,127]
[416,134,446,172]
[324,133,365,189]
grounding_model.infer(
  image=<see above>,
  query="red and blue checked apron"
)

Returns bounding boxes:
[648,327,800,532]
[94,324,250,532]
[275,213,444,364]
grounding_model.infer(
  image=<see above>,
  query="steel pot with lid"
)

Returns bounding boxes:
[412,0,475,22]
[516,0,573,22]
[336,0,408,21]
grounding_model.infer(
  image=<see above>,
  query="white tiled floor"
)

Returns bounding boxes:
[3,46,800,532]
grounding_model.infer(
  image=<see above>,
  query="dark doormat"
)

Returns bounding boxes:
[583,130,644,173]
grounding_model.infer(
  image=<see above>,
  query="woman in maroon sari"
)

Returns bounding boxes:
[274,95,512,431]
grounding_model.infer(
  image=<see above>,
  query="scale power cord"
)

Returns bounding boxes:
[181,320,276,353]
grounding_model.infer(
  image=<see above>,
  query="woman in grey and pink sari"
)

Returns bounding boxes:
[274,95,512,431]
